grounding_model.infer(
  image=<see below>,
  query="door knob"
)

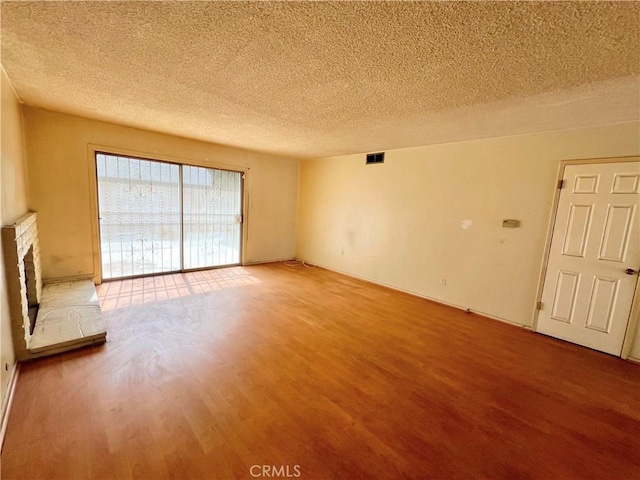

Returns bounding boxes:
[625,268,638,275]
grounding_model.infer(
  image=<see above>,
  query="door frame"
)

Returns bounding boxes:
[532,156,640,360]
[86,144,249,284]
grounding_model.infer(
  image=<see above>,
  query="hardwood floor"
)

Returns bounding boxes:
[2,263,639,479]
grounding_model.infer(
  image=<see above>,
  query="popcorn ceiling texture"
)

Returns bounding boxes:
[1,1,638,158]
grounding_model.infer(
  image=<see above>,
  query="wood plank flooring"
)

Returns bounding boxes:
[2,263,639,479]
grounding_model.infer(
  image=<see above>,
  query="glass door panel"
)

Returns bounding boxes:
[183,166,242,269]
[96,154,181,279]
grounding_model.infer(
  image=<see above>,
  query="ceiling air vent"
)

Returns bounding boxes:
[366,152,385,165]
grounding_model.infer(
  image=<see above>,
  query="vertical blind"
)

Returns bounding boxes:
[96,153,242,280]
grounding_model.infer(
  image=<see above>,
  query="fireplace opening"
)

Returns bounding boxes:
[23,245,39,335]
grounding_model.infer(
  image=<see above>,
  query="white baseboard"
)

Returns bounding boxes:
[43,273,95,284]
[1,362,20,452]
[244,257,295,266]
[300,260,531,329]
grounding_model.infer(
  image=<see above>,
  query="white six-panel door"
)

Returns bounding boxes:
[537,162,640,355]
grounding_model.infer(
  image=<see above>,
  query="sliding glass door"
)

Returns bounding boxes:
[96,153,243,280]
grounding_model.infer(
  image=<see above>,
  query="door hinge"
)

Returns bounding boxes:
[536,301,543,311]
[557,179,565,189]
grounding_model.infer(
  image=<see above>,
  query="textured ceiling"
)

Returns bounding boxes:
[1,1,639,159]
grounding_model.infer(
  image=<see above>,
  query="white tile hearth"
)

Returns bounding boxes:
[29,280,107,356]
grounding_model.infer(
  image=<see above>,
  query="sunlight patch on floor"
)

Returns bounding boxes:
[96,267,260,311]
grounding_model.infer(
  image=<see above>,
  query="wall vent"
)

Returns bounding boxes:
[366,152,385,164]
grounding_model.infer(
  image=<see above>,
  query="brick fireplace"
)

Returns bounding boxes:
[1,212,43,360]
[3,212,107,360]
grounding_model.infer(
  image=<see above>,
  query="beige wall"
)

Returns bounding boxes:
[297,122,640,356]
[1,69,29,410]
[22,107,299,280]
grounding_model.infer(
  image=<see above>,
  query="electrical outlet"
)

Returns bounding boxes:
[440,278,447,286]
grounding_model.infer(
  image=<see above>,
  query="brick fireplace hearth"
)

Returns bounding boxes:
[2,212,106,360]
[1,212,43,360]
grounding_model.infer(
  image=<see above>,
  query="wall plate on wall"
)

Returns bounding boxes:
[502,219,520,228]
